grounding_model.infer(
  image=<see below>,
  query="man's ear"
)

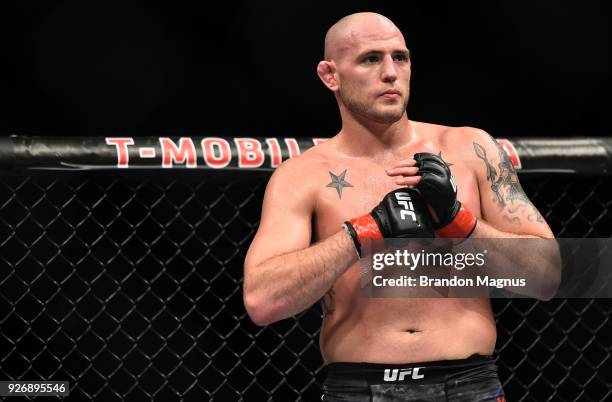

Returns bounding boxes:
[317,60,338,91]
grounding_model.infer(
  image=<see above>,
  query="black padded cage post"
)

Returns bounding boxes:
[1,136,611,401]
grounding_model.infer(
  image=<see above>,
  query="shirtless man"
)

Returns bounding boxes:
[244,12,558,401]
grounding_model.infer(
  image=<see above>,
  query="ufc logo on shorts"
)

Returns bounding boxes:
[395,192,416,221]
[383,367,425,382]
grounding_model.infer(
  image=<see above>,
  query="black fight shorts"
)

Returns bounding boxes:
[322,354,505,402]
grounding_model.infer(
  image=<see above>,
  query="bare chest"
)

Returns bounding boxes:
[313,160,480,240]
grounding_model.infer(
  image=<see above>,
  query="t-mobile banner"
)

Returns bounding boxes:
[359,238,612,299]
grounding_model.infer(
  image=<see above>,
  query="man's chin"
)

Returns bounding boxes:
[370,109,405,124]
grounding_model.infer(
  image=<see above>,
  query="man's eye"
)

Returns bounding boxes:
[394,54,408,62]
[363,56,380,64]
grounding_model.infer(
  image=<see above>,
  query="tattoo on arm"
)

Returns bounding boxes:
[473,141,544,224]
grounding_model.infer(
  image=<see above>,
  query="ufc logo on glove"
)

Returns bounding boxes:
[395,192,417,222]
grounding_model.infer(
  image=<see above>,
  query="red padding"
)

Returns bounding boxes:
[348,214,383,242]
[435,205,477,238]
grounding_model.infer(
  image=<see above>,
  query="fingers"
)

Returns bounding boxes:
[387,159,417,170]
[386,155,446,185]
[387,159,420,186]
[393,175,422,186]
[414,152,444,164]
[386,166,419,177]
[417,161,447,176]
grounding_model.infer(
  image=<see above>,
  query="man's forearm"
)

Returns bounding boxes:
[243,230,357,325]
[471,219,561,299]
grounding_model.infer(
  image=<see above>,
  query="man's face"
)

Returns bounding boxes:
[335,30,411,124]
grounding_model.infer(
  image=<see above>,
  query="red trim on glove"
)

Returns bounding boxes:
[434,205,477,238]
[348,214,383,242]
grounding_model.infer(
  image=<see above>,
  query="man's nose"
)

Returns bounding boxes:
[381,55,398,83]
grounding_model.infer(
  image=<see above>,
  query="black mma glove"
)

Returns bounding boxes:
[414,152,477,239]
[343,188,435,257]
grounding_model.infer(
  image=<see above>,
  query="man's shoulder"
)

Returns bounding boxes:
[415,121,490,144]
[269,143,331,187]
[415,121,495,160]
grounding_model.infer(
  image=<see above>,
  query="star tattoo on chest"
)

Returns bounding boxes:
[326,169,353,199]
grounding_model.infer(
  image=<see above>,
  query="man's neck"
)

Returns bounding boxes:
[335,113,416,158]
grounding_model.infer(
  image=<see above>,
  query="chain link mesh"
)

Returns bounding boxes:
[0,173,611,401]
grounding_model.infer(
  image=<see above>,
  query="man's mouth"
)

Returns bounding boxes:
[381,89,401,99]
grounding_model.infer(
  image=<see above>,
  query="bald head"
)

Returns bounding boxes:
[324,12,404,60]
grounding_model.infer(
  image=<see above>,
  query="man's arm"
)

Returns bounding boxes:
[469,130,561,299]
[243,158,357,326]
[470,130,553,239]
[388,130,561,299]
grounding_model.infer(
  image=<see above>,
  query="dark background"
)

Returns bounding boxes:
[0,1,610,138]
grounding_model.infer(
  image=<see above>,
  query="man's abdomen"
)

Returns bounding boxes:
[319,298,497,364]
